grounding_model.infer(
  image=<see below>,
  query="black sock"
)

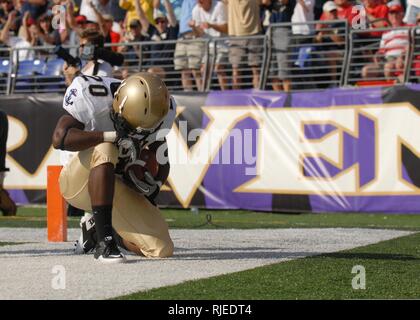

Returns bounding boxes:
[92,205,113,243]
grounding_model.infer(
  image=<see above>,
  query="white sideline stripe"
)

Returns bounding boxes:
[0,228,413,300]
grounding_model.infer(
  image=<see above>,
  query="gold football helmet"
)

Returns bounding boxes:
[112,72,169,132]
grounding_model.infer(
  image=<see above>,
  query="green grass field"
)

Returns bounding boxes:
[3,206,420,230]
[0,242,21,246]
[118,232,420,300]
[1,206,420,299]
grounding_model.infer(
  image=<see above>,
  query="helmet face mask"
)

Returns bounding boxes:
[131,120,162,137]
[110,108,163,139]
[110,109,136,137]
[111,72,170,135]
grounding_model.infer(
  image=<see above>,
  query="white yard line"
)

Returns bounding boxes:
[0,228,413,300]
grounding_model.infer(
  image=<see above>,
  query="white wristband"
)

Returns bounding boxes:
[103,131,117,143]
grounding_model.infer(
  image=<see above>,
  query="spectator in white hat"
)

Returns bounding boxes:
[315,1,345,83]
[319,0,356,25]
[322,1,337,14]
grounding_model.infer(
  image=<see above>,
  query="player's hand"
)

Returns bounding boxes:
[117,137,139,163]
[112,112,133,141]
[129,171,162,198]
[111,111,140,161]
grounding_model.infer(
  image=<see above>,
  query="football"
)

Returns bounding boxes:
[125,148,159,182]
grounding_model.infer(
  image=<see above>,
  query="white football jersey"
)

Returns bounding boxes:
[81,59,113,77]
[63,75,118,131]
[62,75,177,143]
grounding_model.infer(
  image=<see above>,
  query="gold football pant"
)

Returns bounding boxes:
[59,142,174,258]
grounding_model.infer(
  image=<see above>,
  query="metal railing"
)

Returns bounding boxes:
[1,45,68,95]
[263,20,348,91]
[408,27,420,83]
[206,34,267,90]
[1,20,420,95]
[0,47,11,95]
[344,26,413,86]
[107,37,211,91]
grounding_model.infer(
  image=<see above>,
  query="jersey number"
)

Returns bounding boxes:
[81,75,109,97]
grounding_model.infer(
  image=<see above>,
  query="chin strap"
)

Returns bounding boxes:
[110,111,133,136]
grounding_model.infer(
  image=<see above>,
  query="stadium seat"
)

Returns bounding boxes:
[0,59,8,94]
[14,59,46,93]
[34,58,65,92]
[44,59,64,76]
[0,59,10,75]
[13,80,35,93]
[17,59,46,76]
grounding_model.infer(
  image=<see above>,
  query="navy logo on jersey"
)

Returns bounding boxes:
[64,89,78,106]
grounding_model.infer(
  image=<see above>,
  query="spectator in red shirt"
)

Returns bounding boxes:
[381,2,408,82]
[362,2,409,83]
[363,0,389,36]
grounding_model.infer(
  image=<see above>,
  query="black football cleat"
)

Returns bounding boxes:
[74,214,97,254]
[94,237,126,264]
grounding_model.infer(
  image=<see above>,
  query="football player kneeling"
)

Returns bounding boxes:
[52,72,176,263]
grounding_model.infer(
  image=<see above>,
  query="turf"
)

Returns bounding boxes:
[3,206,420,299]
[117,232,420,300]
[0,242,22,246]
[2,206,420,230]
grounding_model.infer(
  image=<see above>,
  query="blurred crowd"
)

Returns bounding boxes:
[0,0,419,91]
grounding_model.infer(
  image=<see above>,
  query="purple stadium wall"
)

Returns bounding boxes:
[1,85,420,213]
